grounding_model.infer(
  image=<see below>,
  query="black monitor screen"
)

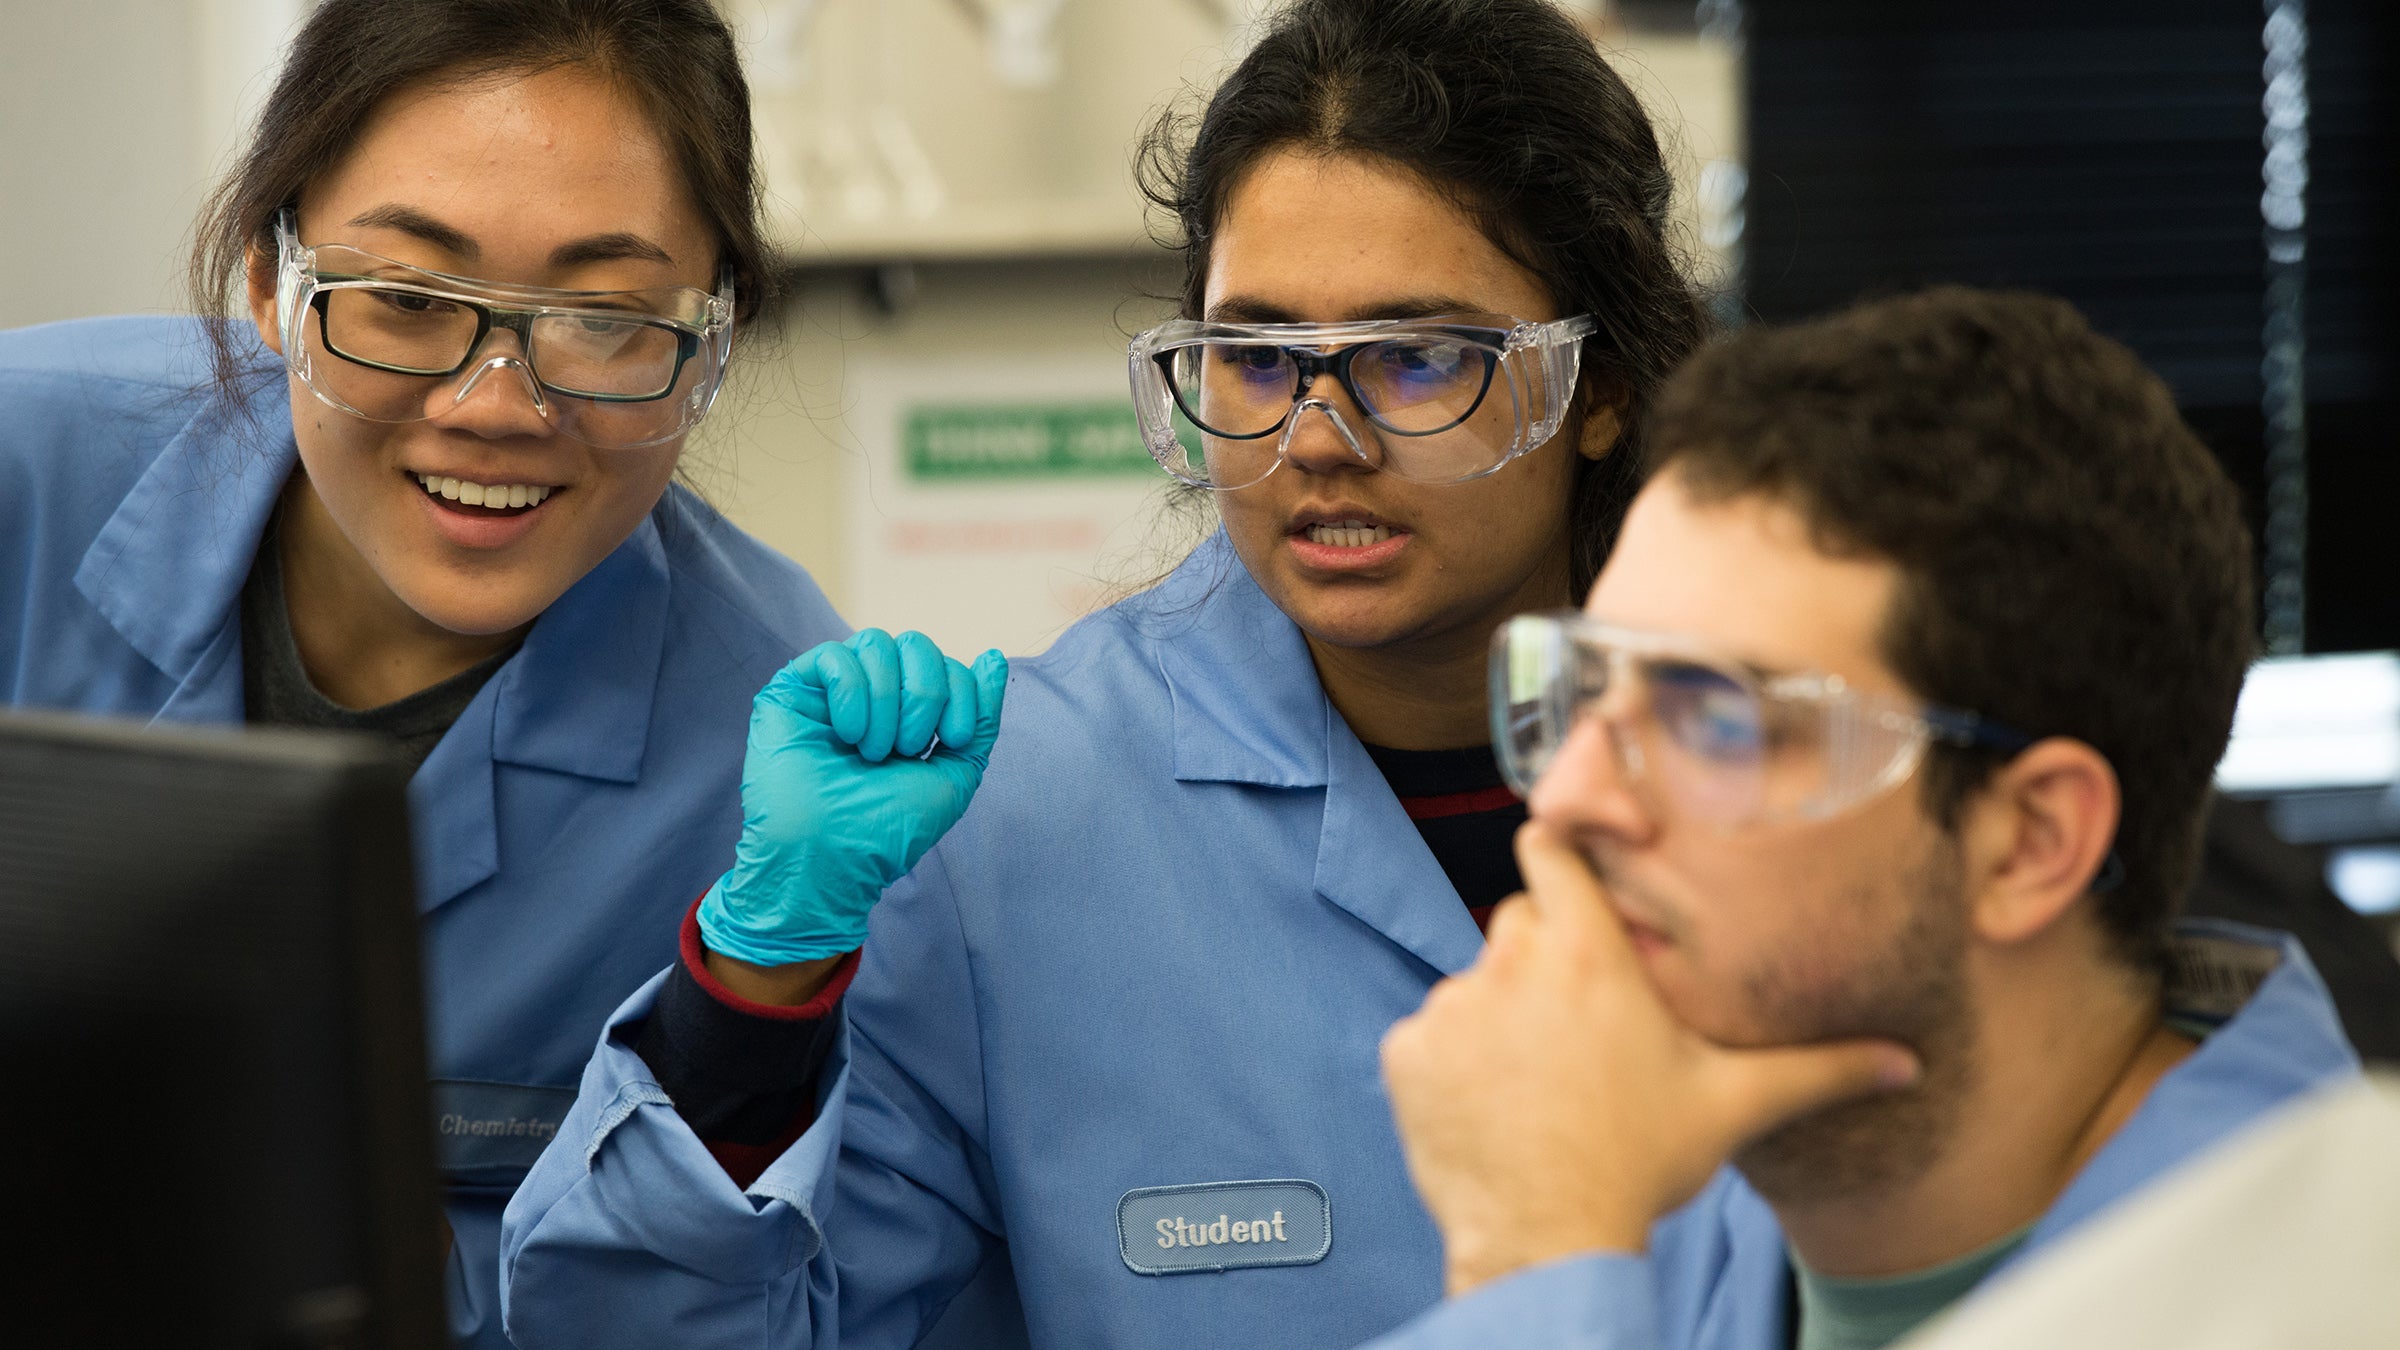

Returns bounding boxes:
[0,710,446,1350]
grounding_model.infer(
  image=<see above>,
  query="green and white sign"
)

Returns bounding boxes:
[847,358,1187,661]
[903,401,1184,481]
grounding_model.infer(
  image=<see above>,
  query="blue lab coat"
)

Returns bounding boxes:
[503,533,1484,1348]
[1,316,847,1350]
[501,528,2361,1349]
[1363,921,2363,1350]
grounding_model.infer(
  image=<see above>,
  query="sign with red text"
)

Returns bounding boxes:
[845,357,1199,657]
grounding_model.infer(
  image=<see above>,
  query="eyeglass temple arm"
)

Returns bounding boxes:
[1919,707,2036,754]
[1917,708,2126,892]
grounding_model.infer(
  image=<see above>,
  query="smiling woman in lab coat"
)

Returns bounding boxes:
[0,3,850,1345]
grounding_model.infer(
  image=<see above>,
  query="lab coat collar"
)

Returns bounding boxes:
[2028,920,2361,1246]
[487,512,667,785]
[409,686,502,912]
[73,370,291,724]
[395,462,671,914]
[383,510,671,915]
[1315,725,1488,977]
[1152,531,1484,977]
[1156,532,1327,789]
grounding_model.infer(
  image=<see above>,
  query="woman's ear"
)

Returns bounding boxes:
[245,241,284,357]
[1576,404,1623,462]
[1575,381,1626,462]
[1960,738,2122,947]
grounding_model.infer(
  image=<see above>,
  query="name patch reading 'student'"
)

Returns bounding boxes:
[1117,1179,1331,1276]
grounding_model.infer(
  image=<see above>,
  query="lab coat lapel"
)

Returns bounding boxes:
[72,379,293,727]
[1157,532,1483,978]
[153,626,248,725]
[59,364,502,913]
[1160,536,1325,789]
[409,685,501,912]
[489,512,667,785]
[412,508,671,913]
[1314,726,1486,978]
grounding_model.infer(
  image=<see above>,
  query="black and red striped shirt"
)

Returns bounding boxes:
[1358,741,1526,932]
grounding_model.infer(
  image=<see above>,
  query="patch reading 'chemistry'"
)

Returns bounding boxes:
[431,1079,579,1183]
[1118,1179,1331,1275]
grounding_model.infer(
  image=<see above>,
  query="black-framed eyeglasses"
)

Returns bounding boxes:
[1153,325,1506,441]
[271,209,736,450]
[1126,314,1597,490]
[305,277,712,404]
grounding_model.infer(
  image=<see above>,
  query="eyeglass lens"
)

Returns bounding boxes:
[1627,657,1774,822]
[1168,337,1495,439]
[317,287,687,400]
[1496,620,1930,827]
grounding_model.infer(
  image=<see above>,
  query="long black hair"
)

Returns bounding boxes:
[1136,0,1709,591]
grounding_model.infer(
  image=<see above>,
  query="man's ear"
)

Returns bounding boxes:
[1959,738,2121,947]
[245,241,284,357]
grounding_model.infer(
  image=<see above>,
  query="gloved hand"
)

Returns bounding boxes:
[698,629,1009,966]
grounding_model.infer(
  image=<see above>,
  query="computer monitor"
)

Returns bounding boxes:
[0,709,447,1350]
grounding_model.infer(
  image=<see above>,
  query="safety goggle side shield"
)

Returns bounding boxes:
[271,213,735,449]
[1126,314,1594,489]
[1519,312,1593,452]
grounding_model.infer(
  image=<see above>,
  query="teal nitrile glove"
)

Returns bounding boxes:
[698,628,1009,966]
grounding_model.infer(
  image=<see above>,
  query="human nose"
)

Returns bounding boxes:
[428,328,557,440]
[1275,364,1383,475]
[1526,700,1659,846]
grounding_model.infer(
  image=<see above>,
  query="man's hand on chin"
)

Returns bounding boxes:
[1378,818,1921,1297]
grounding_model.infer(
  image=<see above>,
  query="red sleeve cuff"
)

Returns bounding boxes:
[705,1132,807,1187]
[680,897,859,1021]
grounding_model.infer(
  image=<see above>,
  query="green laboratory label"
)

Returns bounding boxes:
[903,402,1177,481]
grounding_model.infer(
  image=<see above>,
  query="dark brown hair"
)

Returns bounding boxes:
[1135,0,1709,591]
[188,0,769,407]
[1649,286,2257,975]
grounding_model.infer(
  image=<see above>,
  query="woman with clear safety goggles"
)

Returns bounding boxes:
[0,5,858,1348]
[498,2,1712,1347]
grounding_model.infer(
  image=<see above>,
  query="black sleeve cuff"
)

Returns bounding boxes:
[632,954,843,1146]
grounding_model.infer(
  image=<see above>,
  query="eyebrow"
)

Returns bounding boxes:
[344,205,676,269]
[1204,294,1494,325]
[348,204,476,257]
[1584,616,1796,681]
[549,231,676,268]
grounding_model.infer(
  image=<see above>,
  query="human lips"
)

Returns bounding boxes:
[412,470,560,510]
[1284,505,1412,568]
[1616,912,1674,958]
[1288,505,1403,538]
[406,465,568,550]
[1301,517,1394,547]
[1578,846,1682,953]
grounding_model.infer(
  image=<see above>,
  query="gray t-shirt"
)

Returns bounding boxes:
[239,533,517,771]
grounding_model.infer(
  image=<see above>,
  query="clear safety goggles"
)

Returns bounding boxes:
[273,211,735,450]
[1127,313,1596,489]
[1490,613,2036,829]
